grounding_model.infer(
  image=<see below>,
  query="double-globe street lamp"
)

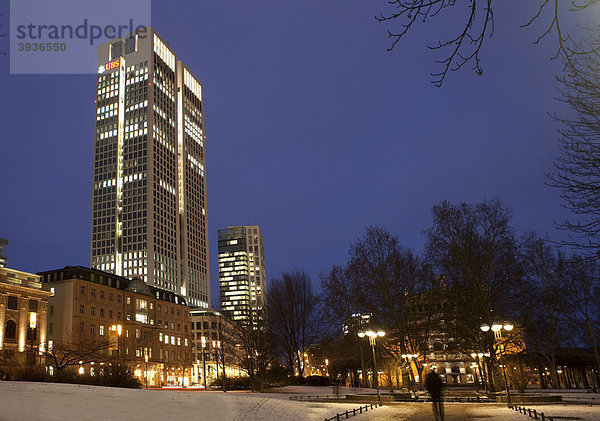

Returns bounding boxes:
[480,322,514,407]
[357,329,385,405]
[400,353,418,396]
[470,352,491,392]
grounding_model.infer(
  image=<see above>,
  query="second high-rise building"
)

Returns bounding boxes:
[90,27,209,308]
[218,226,266,324]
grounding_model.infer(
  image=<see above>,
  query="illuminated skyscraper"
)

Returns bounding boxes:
[90,27,210,307]
[218,226,266,324]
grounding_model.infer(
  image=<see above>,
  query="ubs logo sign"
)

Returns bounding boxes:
[98,59,120,74]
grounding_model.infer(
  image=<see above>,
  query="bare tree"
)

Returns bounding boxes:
[377,1,599,86]
[548,45,600,253]
[222,312,273,392]
[521,237,573,388]
[424,199,526,390]
[43,334,110,380]
[347,226,436,387]
[566,255,600,375]
[0,17,7,56]
[269,270,321,378]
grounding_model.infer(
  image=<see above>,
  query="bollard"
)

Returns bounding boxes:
[370,403,373,410]
[541,412,545,421]
[359,406,362,414]
[528,408,532,417]
[336,413,340,421]
[365,404,368,412]
[345,410,348,419]
[534,409,538,419]
[353,408,356,416]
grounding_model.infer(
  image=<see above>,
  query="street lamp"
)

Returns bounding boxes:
[201,336,207,390]
[217,340,226,392]
[400,353,419,395]
[357,328,385,405]
[29,312,37,365]
[144,354,149,389]
[110,324,122,367]
[480,322,513,407]
[470,352,490,392]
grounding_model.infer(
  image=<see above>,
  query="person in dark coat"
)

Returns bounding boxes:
[425,368,445,421]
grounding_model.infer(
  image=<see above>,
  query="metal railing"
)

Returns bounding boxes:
[324,403,381,421]
[510,404,559,421]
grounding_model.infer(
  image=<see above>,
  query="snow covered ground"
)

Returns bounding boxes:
[0,382,409,421]
[1,382,598,421]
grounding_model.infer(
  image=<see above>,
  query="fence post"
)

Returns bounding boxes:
[345,410,348,419]
[528,408,532,417]
[541,413,545,421]
[336,413,339,421]
[534,409,538,419]
[359,407,362,414]
[353,408,356,416]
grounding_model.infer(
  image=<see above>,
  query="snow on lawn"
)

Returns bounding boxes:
[0,382,408,421]
[468,403,600,421]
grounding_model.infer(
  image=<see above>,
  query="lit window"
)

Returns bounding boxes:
[99,325,105,336]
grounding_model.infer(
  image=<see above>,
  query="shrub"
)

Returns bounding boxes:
[306,375,330,386]
[210,376,251,390]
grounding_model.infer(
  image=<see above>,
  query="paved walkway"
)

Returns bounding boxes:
[365,403,501,420]
[405,403,483,420]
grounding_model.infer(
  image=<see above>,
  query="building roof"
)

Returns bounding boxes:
[38,266,187,306]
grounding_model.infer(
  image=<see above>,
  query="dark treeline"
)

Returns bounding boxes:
[233,198,599,392]
[317,198,600,391]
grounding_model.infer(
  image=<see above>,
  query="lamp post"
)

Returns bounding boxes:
[401,353,419,395]
[110,324,122,368]
[358,329,385,405]
[201,336,207,390]
[29,312,37,365]
[470,352,490,392]
[480,321,514,407]
[217,340,226,392]
[144,354,149,389]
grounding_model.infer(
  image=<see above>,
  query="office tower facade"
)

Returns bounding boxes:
[90,27,209,307]
[217,226,266,324]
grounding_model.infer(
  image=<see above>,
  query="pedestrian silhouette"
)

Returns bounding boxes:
[425,368,444,421]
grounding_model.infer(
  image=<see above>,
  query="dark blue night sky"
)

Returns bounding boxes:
[0,1,584,306]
